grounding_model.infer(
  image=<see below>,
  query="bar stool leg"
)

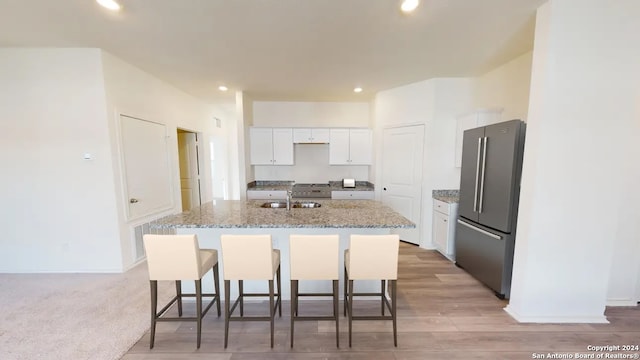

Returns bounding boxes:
[269,279,275,348]
[343,267,348,316]
[381,280,386,315]
[224,280,230,349]
[277,265,282,317]
[294,279,298,316]
[175,280,183,316]
[213,263,221,316]
[290,280,296,348]
[348,279,354,347]
[195,279,202,349]
[392,279,397,347]
[149,280,158,349]
[333,279,339,348]
[239,280,244,316]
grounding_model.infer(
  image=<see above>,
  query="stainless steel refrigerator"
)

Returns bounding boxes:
[455,119,526,299]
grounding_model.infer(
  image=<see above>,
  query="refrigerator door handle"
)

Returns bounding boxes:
[478,136,488,213]
[457,219,502,240]
[473,137,482,212]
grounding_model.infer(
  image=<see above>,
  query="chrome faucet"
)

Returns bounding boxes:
[286,190,292,210]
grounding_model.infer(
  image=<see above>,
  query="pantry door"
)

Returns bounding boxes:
[381,125,425,245]
[178,130,201,211]
[120,115,173,220]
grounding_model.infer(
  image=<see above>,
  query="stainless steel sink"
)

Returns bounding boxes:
[260,201,321,208]
[261,202,288,208]
[294,201,322,208]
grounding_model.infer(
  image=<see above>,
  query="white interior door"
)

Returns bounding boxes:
[120,115,173,220]
[381,125,425,245]
[178,131,201,210]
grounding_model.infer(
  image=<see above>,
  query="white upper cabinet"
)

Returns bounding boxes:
[454,109,502,167]
[249,127,294,165]
[329,128,372,165]
[293,128,330,143]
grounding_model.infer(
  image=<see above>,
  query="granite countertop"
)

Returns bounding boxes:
[152,200,414,229]
[246,180,294,191]
[329,181,374,192]
[247,180,374,192]
[433,189,459,203]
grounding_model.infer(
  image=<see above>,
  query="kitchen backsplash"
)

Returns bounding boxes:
[253,144,369,183]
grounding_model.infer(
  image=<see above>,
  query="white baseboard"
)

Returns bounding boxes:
[0,268,124,274]
[123,258,146,272]
[504,305,609,323]
[606,298,639,307]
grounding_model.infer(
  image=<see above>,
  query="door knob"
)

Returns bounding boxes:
[129,198,139,203]
[383,187,387,191]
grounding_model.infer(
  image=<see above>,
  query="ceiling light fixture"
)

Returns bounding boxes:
[353,87,363,93]
[96,0,121,11]
[400,0,419,13]
[218,85,228,91]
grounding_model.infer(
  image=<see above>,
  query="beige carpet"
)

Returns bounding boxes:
[0,262,173,360]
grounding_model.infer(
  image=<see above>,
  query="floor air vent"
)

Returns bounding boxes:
[132,221,176,261]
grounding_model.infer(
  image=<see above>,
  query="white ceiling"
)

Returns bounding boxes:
[0,0,545,102]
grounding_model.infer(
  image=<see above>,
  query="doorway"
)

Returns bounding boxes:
[381,125,425,246]
[177,129,202,211]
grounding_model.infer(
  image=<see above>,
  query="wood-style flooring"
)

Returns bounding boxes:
[123,243,640,360]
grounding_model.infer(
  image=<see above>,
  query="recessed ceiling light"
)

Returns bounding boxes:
[353,87,363,93]
[400,0,419,13]
[218,85,228,91]
[96,0,121,11]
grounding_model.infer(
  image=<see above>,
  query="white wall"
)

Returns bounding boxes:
[374,78,474,248]
[253,101,371,127]
[371,46,534,251]
[208,103,236,200]
[0,48,122,272]
[0,48,237,272]
[473,51,533,122]
[251,101,371,183]
[100,51,234,268]
[506,0,640,322]
[234,91,254,199]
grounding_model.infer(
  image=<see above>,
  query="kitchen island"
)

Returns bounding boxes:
[152,199,414,299]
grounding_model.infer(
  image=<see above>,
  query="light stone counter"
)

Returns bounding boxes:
[329,180,375,192]
[432,189,460,203]
[151,200,414,300]
[152,199,414,229]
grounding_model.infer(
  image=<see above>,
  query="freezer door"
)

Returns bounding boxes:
[477,120,523,233]
[455,219,512,297]
[458,126,485,222]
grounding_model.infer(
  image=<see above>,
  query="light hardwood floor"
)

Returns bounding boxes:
[123,243,640,360]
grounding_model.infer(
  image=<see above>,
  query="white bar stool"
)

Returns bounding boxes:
[142,234,221,349]
[220,234,282,348]
[344,234,400,347]
[289,234,340,348]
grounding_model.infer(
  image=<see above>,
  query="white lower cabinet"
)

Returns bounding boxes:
[246,190,288,200]
[331,191,374,200]
[432,199,458,261]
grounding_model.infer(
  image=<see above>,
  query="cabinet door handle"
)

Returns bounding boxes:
[474,137,481,212]
[457,219,501,240]
[478,137,488,213]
